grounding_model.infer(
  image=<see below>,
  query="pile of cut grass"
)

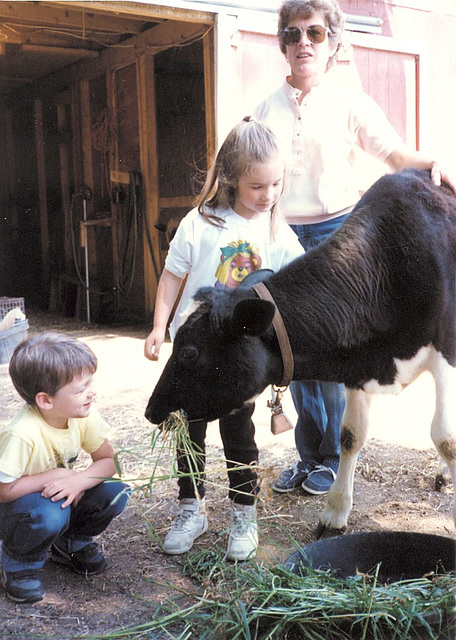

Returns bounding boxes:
[90,547,454,640]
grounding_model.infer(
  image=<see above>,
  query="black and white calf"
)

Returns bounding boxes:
[146,169,456,533]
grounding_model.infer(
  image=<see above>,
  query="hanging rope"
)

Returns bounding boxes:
[91,107,119,197]
[115,171,141,297]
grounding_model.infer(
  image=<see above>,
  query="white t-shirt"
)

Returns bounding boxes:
[165,206,304,338]
[254,77,404,224]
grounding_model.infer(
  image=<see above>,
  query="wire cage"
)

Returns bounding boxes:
[0,297,26,320]
[0,297,29,364]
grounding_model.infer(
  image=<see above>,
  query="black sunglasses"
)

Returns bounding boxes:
[282,25,330,46]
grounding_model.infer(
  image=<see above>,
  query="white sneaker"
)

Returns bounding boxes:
[163,499,208,555]
[226,503,258,561]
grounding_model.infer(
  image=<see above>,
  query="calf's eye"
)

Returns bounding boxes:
[178,345,199,364]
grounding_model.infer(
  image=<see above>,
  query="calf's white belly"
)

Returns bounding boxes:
[363,345,432,395]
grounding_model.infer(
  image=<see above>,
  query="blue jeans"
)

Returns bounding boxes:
[290,215,349,465]
[0,481,129,569]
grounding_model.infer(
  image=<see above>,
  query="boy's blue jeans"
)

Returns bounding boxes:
[0,481,129,570]
[290,215,349,465]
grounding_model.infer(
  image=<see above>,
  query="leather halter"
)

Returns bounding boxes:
[252,282,294,387]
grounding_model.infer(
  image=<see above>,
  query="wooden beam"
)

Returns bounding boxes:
[0,76,36,86]
[203,30,216,160]
[106,67,119,300]
[70,82,85,213]
[34,98,50,296]
[137,53,161,315]
[1,28,140,49]
[21,44,99,57]
[18,19,212,101]
[57,100,71,273]
[0,28,138,50]
[3,109,16,227]
[0,2,146,34]
[49,1,213,25]
[101,19,213,68]
[158,196,194,209]
[110,170,130,184]
[79,78,95,218]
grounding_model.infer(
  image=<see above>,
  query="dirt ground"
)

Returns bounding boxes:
[0,311,454,639]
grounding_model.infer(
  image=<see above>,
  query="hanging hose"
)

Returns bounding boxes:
[68,174,161,309]
[115,171,139,297]
[115,171,161,298]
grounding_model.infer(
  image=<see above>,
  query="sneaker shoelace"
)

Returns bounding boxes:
[7,569,39,582]
[231,509,255,535]
[310,464,337,480]
[291,461,309,480]
[172,506,200,532]
[289,463,301,480]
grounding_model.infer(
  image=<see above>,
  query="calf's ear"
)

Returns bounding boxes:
[231,299,275,337]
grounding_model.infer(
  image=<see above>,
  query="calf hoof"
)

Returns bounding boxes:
[315,522,346,540]
[434,473,448,492]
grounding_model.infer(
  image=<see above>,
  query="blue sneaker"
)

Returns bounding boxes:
[273,461,315,493]
[302,458,339,495]
[50,540,107,575]
[1,568,44,603]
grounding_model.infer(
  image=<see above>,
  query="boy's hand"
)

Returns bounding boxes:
[42,473,86,508]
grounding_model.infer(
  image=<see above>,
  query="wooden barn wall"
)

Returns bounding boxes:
[89,75,110,221]
[110,62,145,321]
[0,100,42,306]
[154,41,208,251]
[0,30,209,322]
[42,96,66,296]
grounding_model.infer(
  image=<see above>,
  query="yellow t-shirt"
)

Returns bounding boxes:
[0,405,109,480]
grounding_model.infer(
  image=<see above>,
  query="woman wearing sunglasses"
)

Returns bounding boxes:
[254,0,455,498]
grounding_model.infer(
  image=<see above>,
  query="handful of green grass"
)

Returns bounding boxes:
[158,409,189,433]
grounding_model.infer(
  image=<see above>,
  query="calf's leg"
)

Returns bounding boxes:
[317,388,371,536]
[429,351,456,526]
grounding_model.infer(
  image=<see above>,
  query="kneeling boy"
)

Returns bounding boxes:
[0,332,129,603]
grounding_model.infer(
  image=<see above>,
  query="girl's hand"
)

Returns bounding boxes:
[144,328,166,361]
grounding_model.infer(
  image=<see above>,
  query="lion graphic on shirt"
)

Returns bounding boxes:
[214,240,262,289]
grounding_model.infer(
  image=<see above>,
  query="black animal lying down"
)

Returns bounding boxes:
[146,169,456,534]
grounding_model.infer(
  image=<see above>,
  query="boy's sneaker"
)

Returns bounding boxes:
[163,498,208,555]
[272,461,315,493]
[1,568,44,603]
[50,539,107,575]
[302,458,339,495]
[226,503,258,562]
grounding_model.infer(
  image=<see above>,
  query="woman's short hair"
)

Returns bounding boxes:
[277,0,345,64]
[9,332,97,404]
